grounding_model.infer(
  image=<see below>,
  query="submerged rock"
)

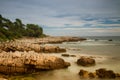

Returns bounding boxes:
[77,57,95,66]
[79,69,96,78]
[61,54,70,57]
[96,68,116,78]
[61,54,76,57]
[0,51,70,74]
[79,68,119,79]
[108,39,113,41]
[70,55,76,57]
[79,69,89,78]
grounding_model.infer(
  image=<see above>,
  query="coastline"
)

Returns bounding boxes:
[0,36,120,80]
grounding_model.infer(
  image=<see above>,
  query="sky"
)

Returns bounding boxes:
[0,0,120,36]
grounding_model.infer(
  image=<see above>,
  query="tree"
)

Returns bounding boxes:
[26,24,43,37]
[0,14,45,42]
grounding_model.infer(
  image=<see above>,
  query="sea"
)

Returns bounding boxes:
[11,36,120,80]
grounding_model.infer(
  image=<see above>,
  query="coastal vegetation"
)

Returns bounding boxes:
[0,14,45,42]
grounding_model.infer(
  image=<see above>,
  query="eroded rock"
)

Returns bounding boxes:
[79,68,120,79]
[0,51,70,74]
[96,68,116,78]
[0,42,66,53]
[77,57,95,66]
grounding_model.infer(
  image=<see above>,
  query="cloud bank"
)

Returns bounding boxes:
[0,0,120,36]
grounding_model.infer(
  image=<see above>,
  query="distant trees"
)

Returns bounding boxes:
[26,24,43,37]
[0,14,45,42]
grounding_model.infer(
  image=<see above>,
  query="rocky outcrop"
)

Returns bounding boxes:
[0,42,66,53]
[0,51,70,74]
[96,68,116,78]
[79,69,96,78]
[37,36,86,44]
[17,36,86,44]
[77,57,95,66]
[61,54,76,57]
[79,68,120,79]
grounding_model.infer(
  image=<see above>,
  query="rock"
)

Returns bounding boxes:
[61,54,70,57]
[79,69,89,78]
[37,36,86,44]
[70,55,76,57]
[88,72,96,78]
[0,51,70,74]
[96,68,116,78]
[116,73,120,77]
[79,68,120,79]
[59,48,66,53]
[79,69,96,78]
[0,42,66,53]
[61,54,76,57]
[0,78,7,80]
[108,39,113,41]
[77,57,95,66]
[43,45,66,53]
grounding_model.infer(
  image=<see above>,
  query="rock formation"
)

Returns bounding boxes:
[0,51,70,74]
[77,56,95,66]
[0,42,66,53]
[96,68,116,78]
[14,36,86,44]
[34,36,86,44]
[79,68,120,79]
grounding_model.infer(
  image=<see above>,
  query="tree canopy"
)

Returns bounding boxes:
[0,14,45,42]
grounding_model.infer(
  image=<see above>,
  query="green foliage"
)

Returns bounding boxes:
[0,14,44,42]
[26,24,43,37]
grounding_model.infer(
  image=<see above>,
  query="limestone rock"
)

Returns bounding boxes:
[0,42,66,53]
[0,51,70,74]
[77,57,95,66]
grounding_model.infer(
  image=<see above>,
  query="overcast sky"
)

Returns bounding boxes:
[0,0,120,36]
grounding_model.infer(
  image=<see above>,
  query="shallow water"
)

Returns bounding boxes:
[9,36,120,80]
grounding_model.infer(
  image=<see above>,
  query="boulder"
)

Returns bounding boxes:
[116,73,120,77]
[77,57,95,66]
[88,72,96,78]
[79,69,89,78]
[79,69,96,78]
[96,68,116,78]
[79,68,120,79]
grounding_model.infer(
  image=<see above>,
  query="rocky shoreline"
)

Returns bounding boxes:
[0,36,120,79]
[13,36,86,44]
[0,41,66,53]
[0,51,70,74]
